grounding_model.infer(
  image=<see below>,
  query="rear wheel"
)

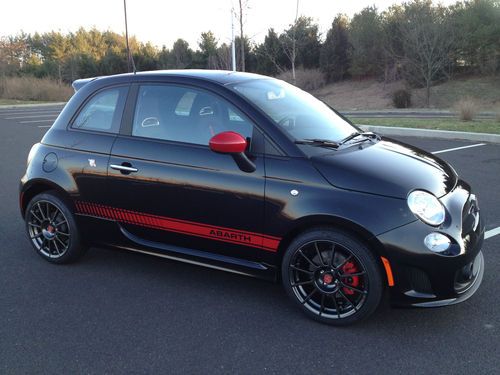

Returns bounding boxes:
[24,191,87,263]
[282,227,383,325]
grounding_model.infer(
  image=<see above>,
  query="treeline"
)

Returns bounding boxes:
[0,0,499,104]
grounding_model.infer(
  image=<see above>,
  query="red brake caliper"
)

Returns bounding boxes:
[342,261,360,295]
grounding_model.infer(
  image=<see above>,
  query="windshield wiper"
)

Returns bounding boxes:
[294,138,340,148]
[295,132,380,150]
[338,131,380,146]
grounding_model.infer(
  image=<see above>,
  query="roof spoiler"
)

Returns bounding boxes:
[72,77,98,92]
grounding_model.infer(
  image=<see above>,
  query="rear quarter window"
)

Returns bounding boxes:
[72,86,128,133]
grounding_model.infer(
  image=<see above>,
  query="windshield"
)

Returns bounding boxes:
[229,78,357,142]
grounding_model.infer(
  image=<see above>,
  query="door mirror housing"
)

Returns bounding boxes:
[209,131,256,173]
[209,131,247,154]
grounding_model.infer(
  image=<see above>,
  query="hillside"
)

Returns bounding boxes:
[312,76,500,111]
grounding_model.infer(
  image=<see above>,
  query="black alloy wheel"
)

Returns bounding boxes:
[282,228,383,325]
[25,191,86,263]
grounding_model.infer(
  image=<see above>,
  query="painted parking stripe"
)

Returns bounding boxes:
[20,119,55,123]
[37,125,52,128]
[432,143,486,154]
[485,227,500,239]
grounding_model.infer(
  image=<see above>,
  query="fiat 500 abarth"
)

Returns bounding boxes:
[20,70,484,325]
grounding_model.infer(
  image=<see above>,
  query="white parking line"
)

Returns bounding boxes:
[432,143,486,154]
[5,114,58,120]
[19,119,55,123]
[37,125,52,128]
[485,227,500,239]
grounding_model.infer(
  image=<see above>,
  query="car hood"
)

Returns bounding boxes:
[311,138,457,199]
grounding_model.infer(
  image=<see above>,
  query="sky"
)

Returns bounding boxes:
[1,0,458,49]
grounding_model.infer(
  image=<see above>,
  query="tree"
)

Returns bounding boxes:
[236,0,249,71]
[0,34,29,75]
[235,36,255,71]
[280,0,300,83]
[134,42,159,71]
[215,43,232,70]
[290,16,321,69]
[320,15,352,82]
[451,0,500,75]
[349,6,384,77]
[47,32,69,85]
[171,39,193,69]
[198,31,218,69]
[387,0,457,106]
[254,28,286,75]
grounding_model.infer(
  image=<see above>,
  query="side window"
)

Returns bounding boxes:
[132,85,253,146]
[72,86,128,133]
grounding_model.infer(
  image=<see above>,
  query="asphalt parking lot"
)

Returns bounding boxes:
[0,105,499,374]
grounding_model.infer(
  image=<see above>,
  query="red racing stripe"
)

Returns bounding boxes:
[75,200,281,252]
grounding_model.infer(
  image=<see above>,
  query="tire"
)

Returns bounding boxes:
[24,191,87,264]
[281,227,383,326]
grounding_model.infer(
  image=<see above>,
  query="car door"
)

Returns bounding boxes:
[57,84,128,215]
[103,83,276,263]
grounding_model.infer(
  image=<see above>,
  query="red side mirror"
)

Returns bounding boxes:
[209,131,247,154]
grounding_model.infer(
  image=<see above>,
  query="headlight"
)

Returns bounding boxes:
[407,190,445,226]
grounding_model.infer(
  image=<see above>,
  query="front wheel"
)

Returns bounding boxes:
[24,191,87,264]
[281,228,383,325]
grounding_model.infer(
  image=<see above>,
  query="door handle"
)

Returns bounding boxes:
[110,163,138,173]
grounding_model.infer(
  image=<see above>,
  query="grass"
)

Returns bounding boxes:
[0,76,73,102]
[352,117,500,135]
[313,75,500,111]
[455,97,478,121]
[278,68,327,91]
[415,76,500,110]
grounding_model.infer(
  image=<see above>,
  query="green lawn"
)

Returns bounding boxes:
[352,117,500,135]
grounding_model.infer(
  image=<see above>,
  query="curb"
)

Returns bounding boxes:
[342,109,497,116]
[359,125,500,144]
[0,102,66,109]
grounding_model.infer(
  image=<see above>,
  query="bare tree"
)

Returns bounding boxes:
[387,2,456,106]
[252,28,285,75]
[215,43,232,70]
[281,0,300,84]
[236,0,249,71]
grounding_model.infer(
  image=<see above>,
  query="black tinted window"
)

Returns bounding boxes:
[132,85,253,145]
[73,86,128,133]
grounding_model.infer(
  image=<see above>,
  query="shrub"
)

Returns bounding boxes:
[392,89,412,108]
[276,68,326,91]
[456,98,477,121]
[0,76,73,102]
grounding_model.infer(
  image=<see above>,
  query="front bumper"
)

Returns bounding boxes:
[412,250,484,307]
[377,180,485,307]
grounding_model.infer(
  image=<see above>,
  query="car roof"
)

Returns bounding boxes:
[72,70,269,92]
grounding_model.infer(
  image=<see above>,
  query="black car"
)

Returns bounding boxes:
[20,70,484,325]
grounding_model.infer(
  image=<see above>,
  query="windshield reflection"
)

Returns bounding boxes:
[230,79,356,142]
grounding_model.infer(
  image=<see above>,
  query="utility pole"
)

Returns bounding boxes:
[238,0,245,71]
